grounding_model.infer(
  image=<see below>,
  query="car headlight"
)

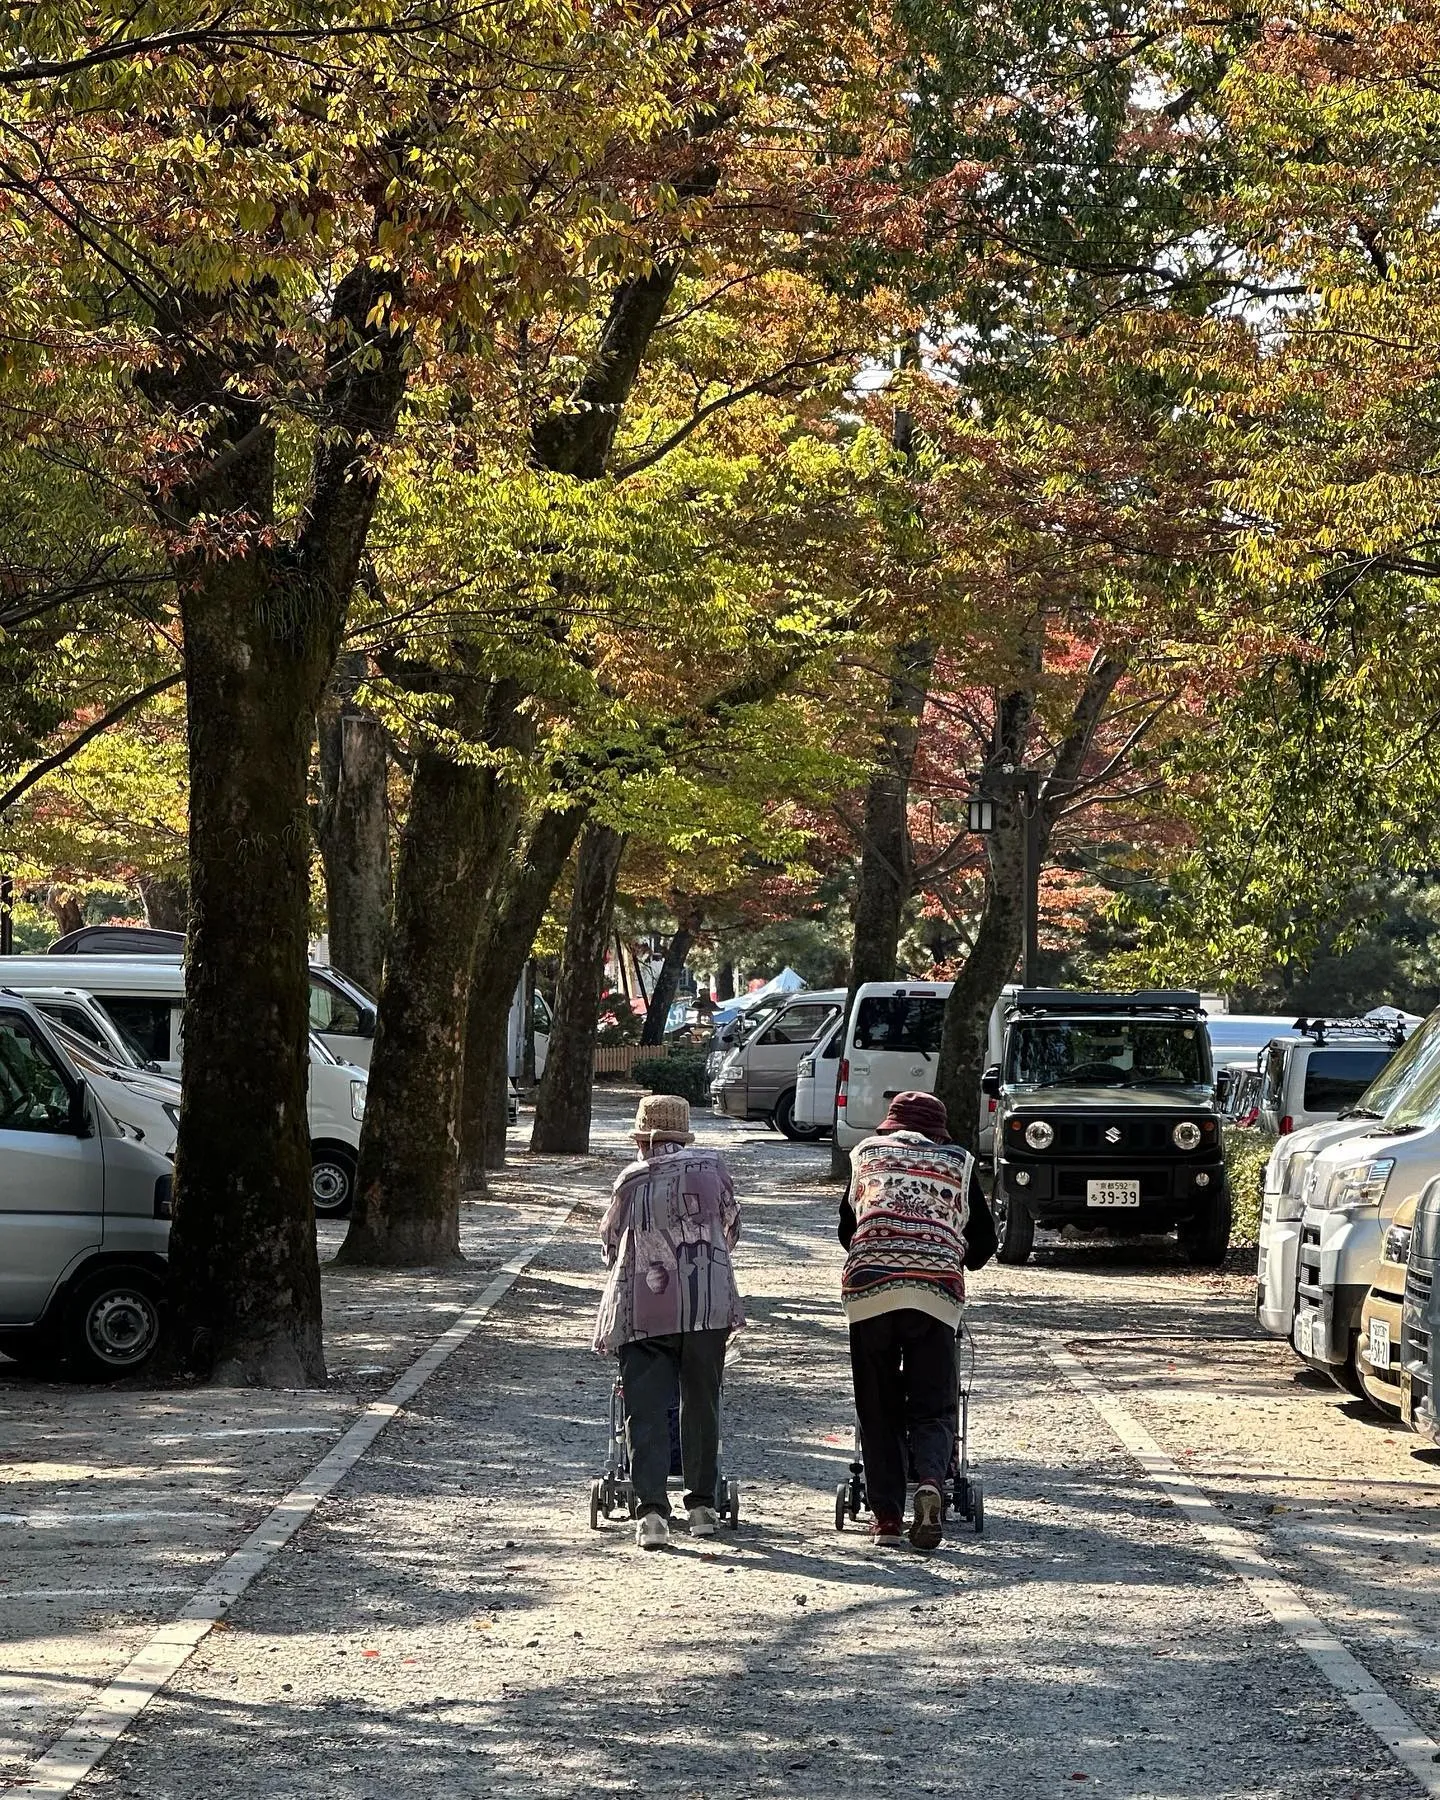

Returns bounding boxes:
[1172,1120,1202,1151]
[1024,1119,1055,1150]
[1326,1158,1394,1214]
[350,1079,367,1121]
[162,1102,180,1129]
[1385,1223,1414,1266]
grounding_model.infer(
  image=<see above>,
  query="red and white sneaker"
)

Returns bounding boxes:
[870,1513,905,1547]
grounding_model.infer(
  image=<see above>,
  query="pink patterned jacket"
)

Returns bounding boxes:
[593,1141,745,1354]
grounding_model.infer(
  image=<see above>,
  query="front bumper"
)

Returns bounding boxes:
[1359,1287,1404,1413]
[1291,1208,1383,1369]
[711,1083,750,1120]
[998,1154,1225,1228]
[1256,1190,1303,1338]
[1402,1253,1436,1439]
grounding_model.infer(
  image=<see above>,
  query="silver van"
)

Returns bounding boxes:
[0,997,174,1378]
[710,989,847,1138]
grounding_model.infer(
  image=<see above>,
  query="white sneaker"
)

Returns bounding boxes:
[687,1506,719,1538]
[636,1512,670,1550]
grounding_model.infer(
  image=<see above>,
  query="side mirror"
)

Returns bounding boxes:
[980,1065,1002,1099]
[70,1082,94,1138]
[358,1005,378,1037]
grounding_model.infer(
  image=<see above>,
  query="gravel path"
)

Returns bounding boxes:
[7,1098,1440,1797]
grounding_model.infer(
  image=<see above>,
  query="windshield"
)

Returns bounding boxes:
[1369,1009,1440,1128]
[1006,1018,1211,1088]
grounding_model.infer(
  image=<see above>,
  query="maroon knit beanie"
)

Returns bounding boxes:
[877,1090,950,1142]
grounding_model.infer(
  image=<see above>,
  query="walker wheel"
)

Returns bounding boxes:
[972,1477,984,1535]
[589,1479,603,1531]
[835,1482,848,1532]
[727,1478,741,1527]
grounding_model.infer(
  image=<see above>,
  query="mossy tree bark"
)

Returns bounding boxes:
[316,651,392,996]
[530,822,627,1153]
[339,676,531,1267]
[458,802,589,1185]
[158,265,408,1383]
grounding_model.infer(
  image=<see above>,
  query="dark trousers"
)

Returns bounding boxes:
[618,1329,728,1516]
[849,1309,958,1522]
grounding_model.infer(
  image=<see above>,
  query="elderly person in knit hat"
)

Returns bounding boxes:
[594,1093,744,1550]
[840,1090,996,1549]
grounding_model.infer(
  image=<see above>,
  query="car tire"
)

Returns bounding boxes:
[312,1145,358,1218]
[773,1090,823,1142]
[1178,1188,1232,1267]
[995,1183,1035,1265]
[65,1266,163,1380]
[1332,1332,1372,1403]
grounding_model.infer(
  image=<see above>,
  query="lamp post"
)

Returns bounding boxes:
[964,768,1042,984]
[0,875,11,956]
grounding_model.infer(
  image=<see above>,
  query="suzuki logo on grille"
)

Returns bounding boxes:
[1104,1126,1122,1144]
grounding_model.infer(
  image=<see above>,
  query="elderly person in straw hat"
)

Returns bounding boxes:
[840,1089,996,1550]
[594,1093,744,1550]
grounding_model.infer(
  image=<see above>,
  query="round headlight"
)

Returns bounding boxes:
[1024,1119,1055,1150]
[1172,1121,1202,1150]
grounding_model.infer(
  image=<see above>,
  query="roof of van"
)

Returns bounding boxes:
[0,956,184,992]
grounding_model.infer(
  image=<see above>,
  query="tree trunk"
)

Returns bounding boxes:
[316,653,391,996]
[52,893,82,936]
[932,651,1124,1151]
[829,640,934,1176]
[457,802,588,1184]
[162,261,408,1384]
[137,875,188,933]
[530,822,627,1153]
[641,903,703,1044]
[339,678,531,1266]
[169,557,338,1385]
[716,960,735,1001]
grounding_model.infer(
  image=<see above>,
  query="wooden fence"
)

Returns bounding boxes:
[592,1042,692,1077]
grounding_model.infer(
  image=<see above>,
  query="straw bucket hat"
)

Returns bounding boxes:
[632,1093,695,1145]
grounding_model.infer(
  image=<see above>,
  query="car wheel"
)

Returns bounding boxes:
[312,1146,358,1218]
[65,1267,163,1380]
[994,1182,1035,1265]
[773,1089,823,1142]
[1178,1188,1232,1267]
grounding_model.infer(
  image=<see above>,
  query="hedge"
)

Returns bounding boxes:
[1224,1127,1275,1248]
[632,1052,709,1106]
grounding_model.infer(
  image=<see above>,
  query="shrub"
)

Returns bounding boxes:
[632,1052,709,1105]
[1225,1127,1275,1247]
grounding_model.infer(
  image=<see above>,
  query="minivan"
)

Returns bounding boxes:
[1258,1017,1409,1137]
[0,997,175,1378]
[0,961,368,1216]
[710,989,847,1137]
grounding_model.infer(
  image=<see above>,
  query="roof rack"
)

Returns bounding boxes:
[1013,988,1202,1016]
[1291,1015,1408,1047]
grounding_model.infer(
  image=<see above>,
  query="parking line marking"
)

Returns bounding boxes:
[1047,1338,1440,1797]
[3,1207,573,1800]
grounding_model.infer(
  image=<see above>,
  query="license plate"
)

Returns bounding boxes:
[1294,1310,1315,1358]
[1369,1317,1392,1371]
[1086,1179,1140,1209]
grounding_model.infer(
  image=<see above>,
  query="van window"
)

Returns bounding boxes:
[1303,1048,1395,1112]
[43,1003,110,1051]
[757,1003,837,1047]
[854,996,945,1054]
[95,998,173,1064]
[532,991,553,1035]
[0,1017,73,1131]
[309,980,364,1037]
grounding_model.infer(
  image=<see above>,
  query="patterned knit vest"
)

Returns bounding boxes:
[842,1131,973,1327]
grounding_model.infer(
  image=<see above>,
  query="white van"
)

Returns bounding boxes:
[834,982,1017,1154]
[0,960,367,1217]
[793,1014,844,1133]
[0,997,175,1377]
[1255,1007,1440,1343]
[44,1022,183,1158]
[1290,1035,1440,1389]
